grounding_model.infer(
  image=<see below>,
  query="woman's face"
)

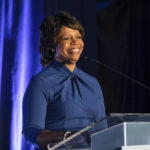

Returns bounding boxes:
[54,26,84,64]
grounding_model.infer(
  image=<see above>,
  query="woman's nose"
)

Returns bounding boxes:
[70,37,77,44]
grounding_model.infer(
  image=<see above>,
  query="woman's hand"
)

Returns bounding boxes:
[37,130,65,149]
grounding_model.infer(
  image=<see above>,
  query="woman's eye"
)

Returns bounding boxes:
[63,37,70,40]
[77,36,82,39]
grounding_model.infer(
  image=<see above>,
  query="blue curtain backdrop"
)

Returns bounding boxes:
[1,0,150,150]
[0,0,43,149]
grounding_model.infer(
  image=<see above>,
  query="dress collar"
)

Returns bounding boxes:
[52,59,78,75]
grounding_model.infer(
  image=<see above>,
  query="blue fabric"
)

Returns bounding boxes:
[23,60,107,149]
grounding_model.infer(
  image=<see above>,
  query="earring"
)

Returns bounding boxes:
[51,48,54,52]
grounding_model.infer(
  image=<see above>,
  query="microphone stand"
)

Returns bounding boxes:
[81,56,150,91]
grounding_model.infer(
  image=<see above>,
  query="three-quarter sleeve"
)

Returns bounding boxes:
[23,75,48,147]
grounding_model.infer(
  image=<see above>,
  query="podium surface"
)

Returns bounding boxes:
[91,122,150,150]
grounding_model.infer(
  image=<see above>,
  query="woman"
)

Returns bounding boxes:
[23,11,107,150]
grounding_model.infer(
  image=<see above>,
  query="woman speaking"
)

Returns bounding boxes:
[23,11,107,150]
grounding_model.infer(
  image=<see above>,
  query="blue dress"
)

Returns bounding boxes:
[23,60,107,149]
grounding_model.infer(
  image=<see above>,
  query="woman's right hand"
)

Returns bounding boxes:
[37,130,65,149]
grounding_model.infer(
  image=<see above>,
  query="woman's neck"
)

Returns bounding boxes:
[54,58,76,72]
[64,63,76,72]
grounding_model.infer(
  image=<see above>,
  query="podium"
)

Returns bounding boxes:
[47,122,150,150]
[91,122,150,150]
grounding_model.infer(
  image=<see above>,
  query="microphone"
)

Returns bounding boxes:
[47,116,107,150]
[81,56,150,91]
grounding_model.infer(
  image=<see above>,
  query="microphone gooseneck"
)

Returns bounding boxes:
[81,56,150,91]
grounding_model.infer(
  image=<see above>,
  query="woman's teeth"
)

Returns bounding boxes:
[69,48,80,52]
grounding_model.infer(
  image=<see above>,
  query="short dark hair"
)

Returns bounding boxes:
[39,11,85,67]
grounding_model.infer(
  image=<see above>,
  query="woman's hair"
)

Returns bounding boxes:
[39,11,85,67]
